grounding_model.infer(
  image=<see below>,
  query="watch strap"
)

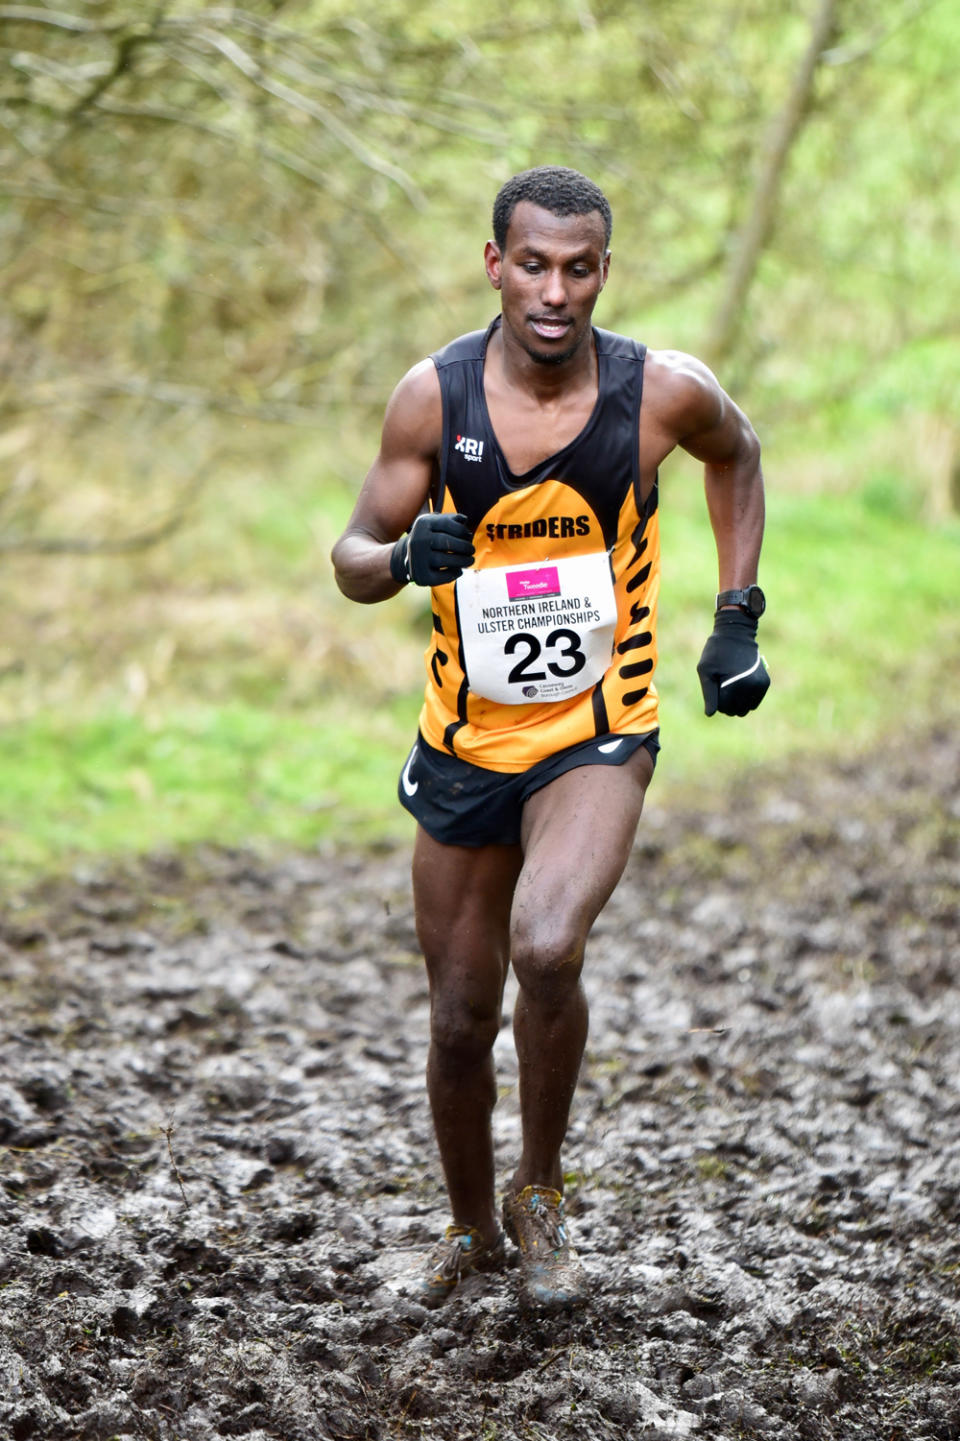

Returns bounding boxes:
[716,585,765,617]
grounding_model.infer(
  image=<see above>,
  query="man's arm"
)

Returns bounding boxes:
[331,359,444,604]
[644,350,770,717]
[646,349,764,593]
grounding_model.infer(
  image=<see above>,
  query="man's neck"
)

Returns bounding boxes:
[489,320,598,402]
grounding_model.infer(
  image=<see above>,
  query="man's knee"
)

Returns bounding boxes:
[429,993,501,1063]
[511,913,585,1005]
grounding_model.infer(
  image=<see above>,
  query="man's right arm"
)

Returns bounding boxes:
[331,360,444,604]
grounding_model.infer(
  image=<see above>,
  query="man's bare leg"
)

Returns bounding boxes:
[509,747,655,1196]
[412,830,523,1243]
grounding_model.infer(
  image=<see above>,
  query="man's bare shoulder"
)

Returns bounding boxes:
[392,355,442,405]
[382,357,443,458]
[643,348,725,438]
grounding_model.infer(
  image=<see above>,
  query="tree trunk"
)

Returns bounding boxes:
[705,0,840,369]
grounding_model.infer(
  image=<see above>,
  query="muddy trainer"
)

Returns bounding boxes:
[331,166,770,1310]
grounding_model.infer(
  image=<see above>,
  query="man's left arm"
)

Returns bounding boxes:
[649,351,770,718]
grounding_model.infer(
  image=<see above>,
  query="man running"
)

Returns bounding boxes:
[331,166,769,1310]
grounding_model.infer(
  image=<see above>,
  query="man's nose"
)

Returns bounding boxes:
[541,268,567,307]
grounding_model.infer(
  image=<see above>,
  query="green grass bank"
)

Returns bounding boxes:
[0,438,957,888]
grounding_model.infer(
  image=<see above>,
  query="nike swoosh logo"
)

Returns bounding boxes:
[401,747,419,797]
[597,738,624,754]
[720,656,763,688]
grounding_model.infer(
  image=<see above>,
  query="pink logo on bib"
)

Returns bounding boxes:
[506,565,560,600]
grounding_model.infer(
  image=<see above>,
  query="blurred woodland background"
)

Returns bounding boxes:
[0,0,958,879]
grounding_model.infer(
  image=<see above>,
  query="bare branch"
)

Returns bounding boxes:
[0,455,215,556]
[705,0,840,367]
[14,19,429,212]
[0,176,188,217]
[69,96,441,291]
[265,49,508,145]
[0,6,112,33]
[0,376,387,425]
[65,26,145,123]
[822,0,946,65]
[0,508,186,555]
[187,25,426,206]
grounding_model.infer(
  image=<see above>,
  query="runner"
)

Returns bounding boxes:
[331,165,769,1309]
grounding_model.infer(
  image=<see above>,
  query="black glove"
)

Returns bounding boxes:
[389,512,475,587]
[697,609,770,717]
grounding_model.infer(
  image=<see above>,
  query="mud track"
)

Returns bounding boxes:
[1,727,959,1440]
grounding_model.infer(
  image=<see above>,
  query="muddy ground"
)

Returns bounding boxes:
[1,726,958,1441]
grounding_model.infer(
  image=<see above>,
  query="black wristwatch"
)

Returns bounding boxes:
[716,584,766,618]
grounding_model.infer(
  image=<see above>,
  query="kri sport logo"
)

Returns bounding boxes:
[454,434,485,462]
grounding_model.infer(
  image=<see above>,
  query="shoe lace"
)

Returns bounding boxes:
[528,1191,567,1252]
[433,1227,475,1283]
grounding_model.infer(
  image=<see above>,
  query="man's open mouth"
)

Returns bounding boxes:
[530,316,573,339]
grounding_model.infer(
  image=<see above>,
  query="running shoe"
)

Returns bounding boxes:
[502,1184,588,1309]
[416,1224,507,1309]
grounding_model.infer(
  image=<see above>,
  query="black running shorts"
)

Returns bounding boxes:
[398,729,660,848]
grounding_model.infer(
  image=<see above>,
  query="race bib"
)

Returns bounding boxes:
[456,551,617,705]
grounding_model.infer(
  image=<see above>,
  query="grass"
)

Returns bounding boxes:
[0,699,418,878]
[0,416,958,887]
[655,464,960,786]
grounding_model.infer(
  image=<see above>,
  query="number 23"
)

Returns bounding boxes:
[504,627,586,683]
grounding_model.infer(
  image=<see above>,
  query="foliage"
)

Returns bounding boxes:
[0,1,957,877]
[1,0,957,446]
[0,440,957,883]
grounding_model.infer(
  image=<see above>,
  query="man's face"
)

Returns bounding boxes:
[484,201,610,367]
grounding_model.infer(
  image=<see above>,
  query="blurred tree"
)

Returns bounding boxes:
[0,0,956,544]
[705,0,840,367]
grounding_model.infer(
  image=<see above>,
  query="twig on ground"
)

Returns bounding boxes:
[161,1117,190,1209]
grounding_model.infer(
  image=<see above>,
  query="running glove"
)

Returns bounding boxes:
[390,512,475,587]
[697,609,770,717]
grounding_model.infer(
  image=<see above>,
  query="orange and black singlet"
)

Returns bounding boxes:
[418,317,660,772]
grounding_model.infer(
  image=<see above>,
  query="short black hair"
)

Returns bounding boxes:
[492,166,612,253]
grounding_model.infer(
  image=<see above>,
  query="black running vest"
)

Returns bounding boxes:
[417,317,661,771]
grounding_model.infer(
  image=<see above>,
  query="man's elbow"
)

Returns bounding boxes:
[330,533,396,605]
[737,416,762,472]
[332,565,357,601]
[330,536,363,602]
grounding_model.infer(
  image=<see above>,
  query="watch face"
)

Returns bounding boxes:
[747,586,766,617]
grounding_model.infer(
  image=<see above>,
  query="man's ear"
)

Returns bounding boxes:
[599,249,611,291]
[484,239,502,291]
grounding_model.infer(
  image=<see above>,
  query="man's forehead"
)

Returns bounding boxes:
[503,201,608,254]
